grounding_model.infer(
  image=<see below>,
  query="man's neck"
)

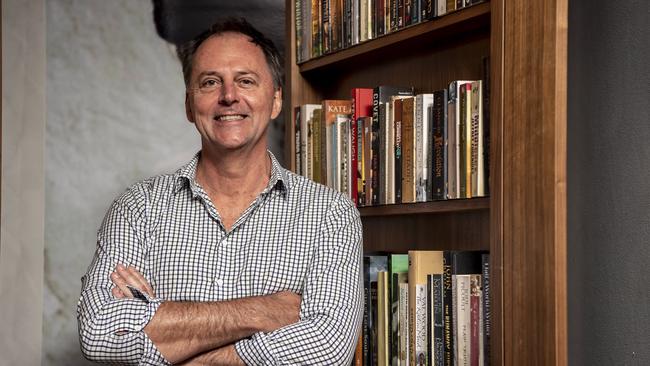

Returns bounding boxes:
[195,145,271,201]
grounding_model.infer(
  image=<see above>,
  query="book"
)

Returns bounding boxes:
[362,116,373,206]
[481,253,491,366]
[390,254,409,365]
[394,98,404,204]
[429,273,445,366]
[294,107,301,175]
[364,255,389,366]
[399,280,410,365]
[352,88,375,205]
[372,86,414,205]
[378,271,390,366]
[450,251,484,366]
[470,274,482,366]
[409,250,444,366]
[447,80,473,199]
[311,0,322,57]
[416,93,433,202]
[470,80,484,197]
[321,100,352,187]
[402,97,416,203]
[431,89,448,200]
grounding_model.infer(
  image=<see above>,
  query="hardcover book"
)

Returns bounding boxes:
[408,251,444,366]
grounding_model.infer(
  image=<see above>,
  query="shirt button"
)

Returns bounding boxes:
[215,278,223,286]
[222,238,229,245]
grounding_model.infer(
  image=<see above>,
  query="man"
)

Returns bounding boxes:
[77,18,363,365]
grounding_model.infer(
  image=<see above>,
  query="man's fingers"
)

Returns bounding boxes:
[110,271,134,298]
[126,266,155,297]
[111,286,126,299]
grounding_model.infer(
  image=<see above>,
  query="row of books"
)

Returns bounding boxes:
[293,80,489,206]
[356,250,490,366]
[295,0,488,62]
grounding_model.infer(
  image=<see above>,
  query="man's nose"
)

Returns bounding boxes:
[218,81,239,105]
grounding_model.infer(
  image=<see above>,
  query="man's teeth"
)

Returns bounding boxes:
[217,115,245,121]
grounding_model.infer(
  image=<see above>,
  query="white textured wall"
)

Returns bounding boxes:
[45,0,199,364]
[1,1,46,365]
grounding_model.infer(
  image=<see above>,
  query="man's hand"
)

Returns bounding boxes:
[109,264,302,364]
[110,264,155,299]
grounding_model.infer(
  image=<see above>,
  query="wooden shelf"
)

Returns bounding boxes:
[358,197,489,217]
[298,2,491,73]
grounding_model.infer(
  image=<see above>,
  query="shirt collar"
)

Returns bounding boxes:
[174,150,288,197]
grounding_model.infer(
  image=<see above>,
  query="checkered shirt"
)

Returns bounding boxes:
[77,151,364,365]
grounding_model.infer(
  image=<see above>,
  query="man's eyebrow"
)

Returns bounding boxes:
[196,70,260,78]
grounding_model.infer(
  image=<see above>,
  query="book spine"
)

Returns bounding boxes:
[438,0,446,16]
[351,110,359,205]
[392,273,406,366]
[413,283,428,365]
[295,107,302,175]
[339,115,350,195]
[321,0,331,53]
[371,280,379,366]
[470,81,482,197]
[456,275,471,366]
[482,253,491,366]
[415,95,424,202]
[399,282,410,365]
[363,257,371,366]
[295,0,303,63]
[372,89,381,205]
[357,118,365,206]
[432,90,446,200]
[432,274,445,366]
[401,98,415,203]
[379,102,387,204]
[394,99,403,204]
[447,82,457,199]
[313,109,322,183]
[443,251,454,366]
[312,0,322,57]
[464,82,473,198]
[470,274,481,366]
[307,112,314,179]
[458,83,467,199]
[386,102,395,204]
[378,272,390,366]
[363,118,373,206]
[482,57,490,196]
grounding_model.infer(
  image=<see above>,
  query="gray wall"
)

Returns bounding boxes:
[1,1,46,365]
[568,0,650,365]
[44,0,198,364]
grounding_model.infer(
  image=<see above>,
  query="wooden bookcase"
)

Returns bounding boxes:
[284,0,567,365]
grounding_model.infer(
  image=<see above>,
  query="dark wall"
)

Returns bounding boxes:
[568,0,650,365]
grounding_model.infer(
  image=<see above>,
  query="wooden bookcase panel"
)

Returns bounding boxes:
[301,34,490,101]
[362,210,489,253]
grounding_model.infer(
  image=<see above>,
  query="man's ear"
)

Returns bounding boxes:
[271,88,282,120]
[185,92,195,123]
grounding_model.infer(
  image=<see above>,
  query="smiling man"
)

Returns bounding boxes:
[77,19,363,365]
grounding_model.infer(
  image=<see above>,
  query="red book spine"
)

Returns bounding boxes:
[352,88,374,205]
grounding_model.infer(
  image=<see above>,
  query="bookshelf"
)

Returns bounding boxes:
[284,0,567,365]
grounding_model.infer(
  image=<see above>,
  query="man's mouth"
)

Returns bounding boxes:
[214,114,247,122]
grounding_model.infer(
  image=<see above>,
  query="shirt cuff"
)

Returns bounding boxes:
[129,287,172,366]
[235,332,276,365]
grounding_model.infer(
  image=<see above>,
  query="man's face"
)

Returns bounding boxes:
[185,32,282,154]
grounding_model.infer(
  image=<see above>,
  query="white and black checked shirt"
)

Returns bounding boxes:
[77,151,364,365]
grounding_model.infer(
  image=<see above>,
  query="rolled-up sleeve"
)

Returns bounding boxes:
[235,196,364,365]
[77,192,170,365]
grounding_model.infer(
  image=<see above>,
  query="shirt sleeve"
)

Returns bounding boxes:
[77,191,171,365]
[235,195,364,365]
